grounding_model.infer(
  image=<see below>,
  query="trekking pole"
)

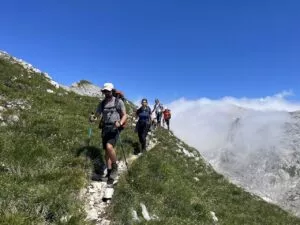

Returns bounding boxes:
[117,129,129,172]
[87,124,92,146]
[87,113,96,145]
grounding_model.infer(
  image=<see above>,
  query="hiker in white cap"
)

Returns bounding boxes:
[94,82,127,184]
[152,99,163,128]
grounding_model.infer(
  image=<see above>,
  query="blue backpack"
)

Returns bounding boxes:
[137,106,151,122]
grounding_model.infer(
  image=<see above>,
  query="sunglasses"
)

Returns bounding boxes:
[102,90,111,93]
[142,101,147,104]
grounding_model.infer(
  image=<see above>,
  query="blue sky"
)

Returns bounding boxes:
[1,0,299,103]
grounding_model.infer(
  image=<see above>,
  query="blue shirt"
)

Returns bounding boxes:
[137,106,151,122]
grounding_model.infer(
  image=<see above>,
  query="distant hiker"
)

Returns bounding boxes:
[136,98,152,153]
[152,99,163,128]
[94,83,127,184]
[150,113,157,130]
[163,108,171,130]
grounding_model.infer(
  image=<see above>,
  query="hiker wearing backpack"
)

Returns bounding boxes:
[152,99,163,128]
[136,98,152,153]
[94,83,127,184]
[163,108,171,130]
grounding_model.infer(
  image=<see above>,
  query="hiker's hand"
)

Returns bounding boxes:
[89,115,97,123]
[115,121,121,128]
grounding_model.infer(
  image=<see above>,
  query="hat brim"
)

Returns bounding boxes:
[101,88,113,92]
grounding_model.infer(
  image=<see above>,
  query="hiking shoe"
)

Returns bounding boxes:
[107,177,114,185]
[109,163,118,180]
[91,173,103,181]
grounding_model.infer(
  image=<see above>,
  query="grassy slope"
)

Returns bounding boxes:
[1,57,300,225]
[110,129,300,225]
[0,58,137,225]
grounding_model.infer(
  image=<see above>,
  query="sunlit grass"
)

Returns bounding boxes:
[110,129,300,225]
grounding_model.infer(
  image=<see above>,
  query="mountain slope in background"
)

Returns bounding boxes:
[0,50,103,98]
[205,110,300,216]
[1,50,300,224]
[0,50,138,224]
[170,101,300,217]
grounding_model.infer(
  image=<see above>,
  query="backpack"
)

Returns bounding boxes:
[98,97,127,130]
[164,109,171,120]
[112,89,125,101]
[137,106,151,122]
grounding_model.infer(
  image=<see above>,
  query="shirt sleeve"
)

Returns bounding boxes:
[117,99,126,114]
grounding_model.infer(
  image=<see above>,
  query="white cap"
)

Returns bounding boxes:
[101,82,114,91]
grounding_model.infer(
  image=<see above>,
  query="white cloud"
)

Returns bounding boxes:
[167,90,300,154]
[166,91,300,214]
[274,90,294,99]
[125,90,300,216]
[133,97,143,107]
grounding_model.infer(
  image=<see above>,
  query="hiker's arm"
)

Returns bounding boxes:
[151,104,156,113]
[148,107,152,123]
[118,100,127,126]
[120,113,127,126]
[135,108,140,119]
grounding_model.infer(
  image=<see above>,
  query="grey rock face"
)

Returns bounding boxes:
[204,111,300,216]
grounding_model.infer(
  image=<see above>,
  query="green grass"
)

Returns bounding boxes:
[1,57,300,225]
[0,58,138,224]
[110,129,300,225]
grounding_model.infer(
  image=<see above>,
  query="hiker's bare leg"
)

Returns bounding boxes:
[105,152,111,169]
[106,143,117,164]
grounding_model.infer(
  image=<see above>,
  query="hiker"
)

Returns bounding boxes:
[152,99,163,127]
[136,98,152,153]
[163,108,171,130]
[150,113,157,130]
[94,83,127,184]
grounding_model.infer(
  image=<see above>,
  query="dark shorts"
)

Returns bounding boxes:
[102,126,120,150]
[137,120,150,134]
[165,119,170,125]
[156,113,162,122]
[137,120,150,150]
